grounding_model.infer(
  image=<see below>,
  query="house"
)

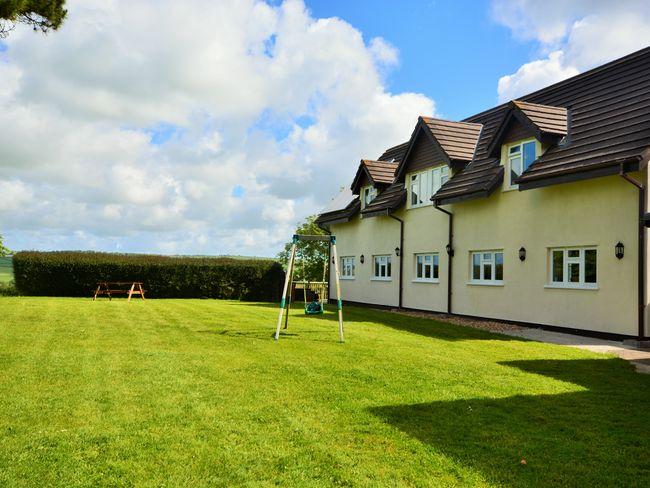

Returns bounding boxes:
[317,47,650,341]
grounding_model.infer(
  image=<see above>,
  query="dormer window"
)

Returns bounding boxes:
[507,139,537,188]
[409,166,449,208]
[362,186,377,208]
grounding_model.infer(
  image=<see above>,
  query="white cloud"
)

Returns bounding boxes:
[497,51,579,103]
[0,0,434,255]
[0,180,33,212]
[493,0,650,102]
[369,37,399,66]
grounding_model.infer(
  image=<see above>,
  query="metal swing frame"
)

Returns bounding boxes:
[274,234,344,342]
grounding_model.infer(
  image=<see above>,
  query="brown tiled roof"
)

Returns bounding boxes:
[350,159,398,193]
[319,141,408,224]
[433,106,508,204]
[353,142,408,216]
[363,159,398,184]
[378,141,409,162]
[315,197,360,226]
[484,100,568,157]
[360,182,406,218]
[512,100,567,136]
[435,46,650,203]
[421,117,483,162]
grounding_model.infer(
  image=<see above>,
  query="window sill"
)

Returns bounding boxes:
[412,279,439,284]
[544,284,599,291]
[371,277,392,282]
[408,203,432,210]
[467,281,504,287]
[339,276,355,281]
[502,185,518,192]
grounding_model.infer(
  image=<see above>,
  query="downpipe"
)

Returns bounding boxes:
[389,215,404,309]
[433,204,453,314]
[619,163,646,340]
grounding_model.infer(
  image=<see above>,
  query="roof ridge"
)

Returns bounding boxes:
[512,100,564,109]
[421,115,483,128]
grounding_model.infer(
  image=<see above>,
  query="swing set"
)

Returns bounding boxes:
[275,234,344,342]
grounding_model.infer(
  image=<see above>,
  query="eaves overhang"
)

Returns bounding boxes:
[516,157,644,191]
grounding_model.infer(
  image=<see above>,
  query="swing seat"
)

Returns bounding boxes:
[305,302,324,315]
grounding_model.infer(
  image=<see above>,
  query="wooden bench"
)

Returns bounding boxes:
[93,282,146,302]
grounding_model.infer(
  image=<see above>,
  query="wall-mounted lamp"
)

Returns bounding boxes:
[395,246,401,257]
[332,256,335,264]
[446,243,454,257]
[615,241,624,259]
[360,254,365,264]
[519,247,526,261]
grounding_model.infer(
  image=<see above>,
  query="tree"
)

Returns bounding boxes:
[0,234,10,257]
[0,0,67,38]
[277,215,329,282]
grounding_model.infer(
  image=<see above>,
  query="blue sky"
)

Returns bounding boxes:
[306,0,537,120]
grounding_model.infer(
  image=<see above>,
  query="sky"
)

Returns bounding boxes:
[1,0,650,257]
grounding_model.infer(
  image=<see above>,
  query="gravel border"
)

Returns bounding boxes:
[387,308,525,333]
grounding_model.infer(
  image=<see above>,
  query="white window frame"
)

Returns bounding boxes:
[469,250,504,285]
[506,138,537,189]
[372,255,392,281]
[547,247,598,290]
[408,165,450,209]
[413,253,439,283]
[340,256,355,280]
[361,185,377,208]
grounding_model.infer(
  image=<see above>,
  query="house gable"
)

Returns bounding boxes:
[350,159,398,195]
[502,117,538,145]
[487,100,567,158]
[396,117,482,182]
[402,125,449,176]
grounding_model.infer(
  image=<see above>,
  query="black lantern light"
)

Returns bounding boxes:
[360,254,365,264]
[332,256,335,264]
[395,246,401,256]
[519,247,526,261]
[446,243,454,257]
[615,241,624,259]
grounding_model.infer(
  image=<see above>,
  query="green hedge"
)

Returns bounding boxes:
[12,252,284,301]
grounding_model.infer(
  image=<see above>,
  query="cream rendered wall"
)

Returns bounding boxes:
[330,213,401,307]
[397,191,449,313]
[450,172,642,336]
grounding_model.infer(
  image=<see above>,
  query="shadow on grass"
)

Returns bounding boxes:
[237,302,521,342]
[370,359,650,486]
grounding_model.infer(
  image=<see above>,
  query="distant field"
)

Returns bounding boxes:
[0,256,13,283]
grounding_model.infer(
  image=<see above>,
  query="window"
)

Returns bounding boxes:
[549,247,597,289]
[409,165,450,208]
[372,255,392,280]
[414,253,439,282]
[470,251,504,284]
[508,140,537,187]
[362,186,377,208]
[340,256,355,279]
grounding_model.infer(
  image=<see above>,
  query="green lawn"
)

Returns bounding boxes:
[0,298,648,487]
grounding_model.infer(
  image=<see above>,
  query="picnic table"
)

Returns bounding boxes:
[93,281,146,301]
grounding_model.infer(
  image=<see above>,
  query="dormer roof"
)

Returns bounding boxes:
[511,100,568,135]
[485,100,567,157]
[350,159,398,194]
[396,116,482,179]
[421,117,483,162]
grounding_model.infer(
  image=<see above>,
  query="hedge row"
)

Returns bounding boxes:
[12,252,285,301]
